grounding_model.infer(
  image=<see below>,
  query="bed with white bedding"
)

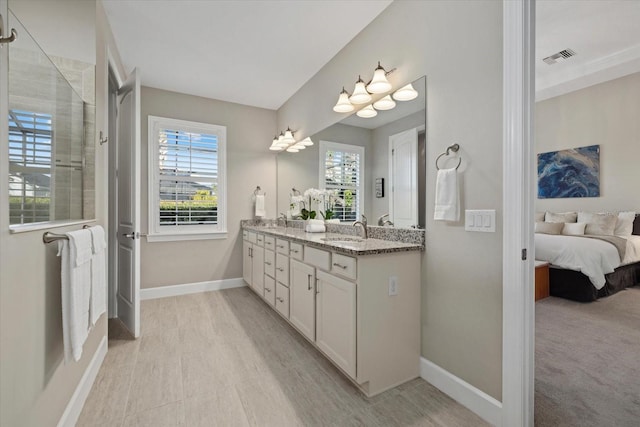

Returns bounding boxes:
[534,214,640,302]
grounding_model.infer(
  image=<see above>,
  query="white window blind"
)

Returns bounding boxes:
[8,109,53,224]
[319,141,364,222]
[148,116,226,241]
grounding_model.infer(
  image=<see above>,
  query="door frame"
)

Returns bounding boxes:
[388,125,424,228]
[502,0,535,425]
[107,48,124,319]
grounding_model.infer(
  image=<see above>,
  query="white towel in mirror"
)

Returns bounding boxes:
[255,194,266,217]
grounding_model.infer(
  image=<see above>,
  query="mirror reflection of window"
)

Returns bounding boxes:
[8,110,53,224]
[320,141,364,222]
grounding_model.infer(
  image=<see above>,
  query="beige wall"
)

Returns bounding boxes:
[277,1,504,399]
[536,72,640,213]
[140,87,277,288]
[0,1,121,426]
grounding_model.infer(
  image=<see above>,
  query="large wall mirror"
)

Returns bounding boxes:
[277,76,426,228]
[7,8,95,227]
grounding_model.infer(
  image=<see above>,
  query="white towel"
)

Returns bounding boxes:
[88,226,107,326]
[434,168,459,221]
[59,229,93,363]
[255,194,266,217]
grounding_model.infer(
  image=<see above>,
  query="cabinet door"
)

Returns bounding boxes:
[252,245,265,295]
[290,259,316,341]
[242,241,252,286]
[316,271,356,378]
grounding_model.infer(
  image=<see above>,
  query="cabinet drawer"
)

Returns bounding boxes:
[256,233,265,247]
[304,246,331,271]
[276,238,289,255]
[276,253,289,286]
[289,242,303,260]
[247,231,257,244]
[275,282,290,318]
[264,275,276,307]
[264,236,275,250]
[264,249,275,278]
[331,253,357,280]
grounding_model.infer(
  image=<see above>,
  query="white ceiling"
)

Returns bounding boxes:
[102,0,392,110]
[536,0,640,101]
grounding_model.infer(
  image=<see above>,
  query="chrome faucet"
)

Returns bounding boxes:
[278,213,287,228]
[377,213,394,227]
[353,214,368,239]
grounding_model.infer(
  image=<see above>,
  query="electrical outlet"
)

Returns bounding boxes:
[389,276,398,296]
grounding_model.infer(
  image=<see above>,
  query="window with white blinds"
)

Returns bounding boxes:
[148,116,227,241]
[319,141,364,222]
[8,110,53,224]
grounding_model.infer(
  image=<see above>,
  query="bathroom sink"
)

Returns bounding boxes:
[321,236,364,243]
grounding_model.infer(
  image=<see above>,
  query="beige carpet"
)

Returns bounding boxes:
[535,286,640,426]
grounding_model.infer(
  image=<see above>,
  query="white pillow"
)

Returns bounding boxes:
[545,212,577,223]
[615,211,636,236]
[562,222,586,236]
[535,221,563,235]
[535,212,545,222]
[578,212,617,236]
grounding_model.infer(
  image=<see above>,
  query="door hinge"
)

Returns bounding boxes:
[521,248,527,260]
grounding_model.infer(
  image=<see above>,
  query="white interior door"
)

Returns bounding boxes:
[389,128,418,228]
[116,68,141,337]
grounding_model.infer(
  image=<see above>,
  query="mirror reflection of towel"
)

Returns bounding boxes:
[434,168,459,221]
[255,194,266,217]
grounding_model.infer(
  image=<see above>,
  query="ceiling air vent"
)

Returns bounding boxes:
[543,49,577,65]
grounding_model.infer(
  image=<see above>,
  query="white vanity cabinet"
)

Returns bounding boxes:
[242,231,264,295]
[289,259,316,341]
[242,228,421,397]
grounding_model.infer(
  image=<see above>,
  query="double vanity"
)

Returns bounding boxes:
[242,220,423,396]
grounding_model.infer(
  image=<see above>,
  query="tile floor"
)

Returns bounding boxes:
[77,287,487,427]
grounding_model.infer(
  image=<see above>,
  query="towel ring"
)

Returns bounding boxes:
[253,186,265,197]
[435,143,462,170]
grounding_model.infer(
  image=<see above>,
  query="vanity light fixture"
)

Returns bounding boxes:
[282,127,295,144]
[392,83,419,101]
[366,62,393,94]
[333,87,355,113]
[372,95,396,111]
[356,104,377,118]
[349,76,372,105]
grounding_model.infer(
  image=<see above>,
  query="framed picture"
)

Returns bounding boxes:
[537,144,600,199]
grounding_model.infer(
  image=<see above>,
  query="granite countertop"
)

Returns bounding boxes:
[242,225,422,256]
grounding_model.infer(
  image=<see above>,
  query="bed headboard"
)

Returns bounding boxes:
[634,215,640,235]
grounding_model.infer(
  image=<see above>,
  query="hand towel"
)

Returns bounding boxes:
[88,226,107,326]
[59,229,93,363]
[305,223,326,233]
[255,194,266,218]
[434,168,459,221]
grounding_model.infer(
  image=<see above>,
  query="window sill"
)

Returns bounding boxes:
[145,231,228,243]
[10,219,96,234]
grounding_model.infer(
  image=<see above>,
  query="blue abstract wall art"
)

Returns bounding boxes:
[538,145,600,199]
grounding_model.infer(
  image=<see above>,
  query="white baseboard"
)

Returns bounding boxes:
[140,277,246,300]
[420,357,502,426]
[57,335,108,427]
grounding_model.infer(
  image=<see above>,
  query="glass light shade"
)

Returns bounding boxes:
[277,133,286,145]
[356,104,377,118]
[272,136,280,145]
[286,147,299,153]
[392,83,418,101]
[269,143,283,151]
[366,65,392,94]
[292,142,306,150]
[349,77,372,105]
[283,128,295,144]
[300,137,314,146]
[373,95,396,111]
[333,89,354,113]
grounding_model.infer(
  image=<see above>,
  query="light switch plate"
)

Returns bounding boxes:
[465,210,496,232]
